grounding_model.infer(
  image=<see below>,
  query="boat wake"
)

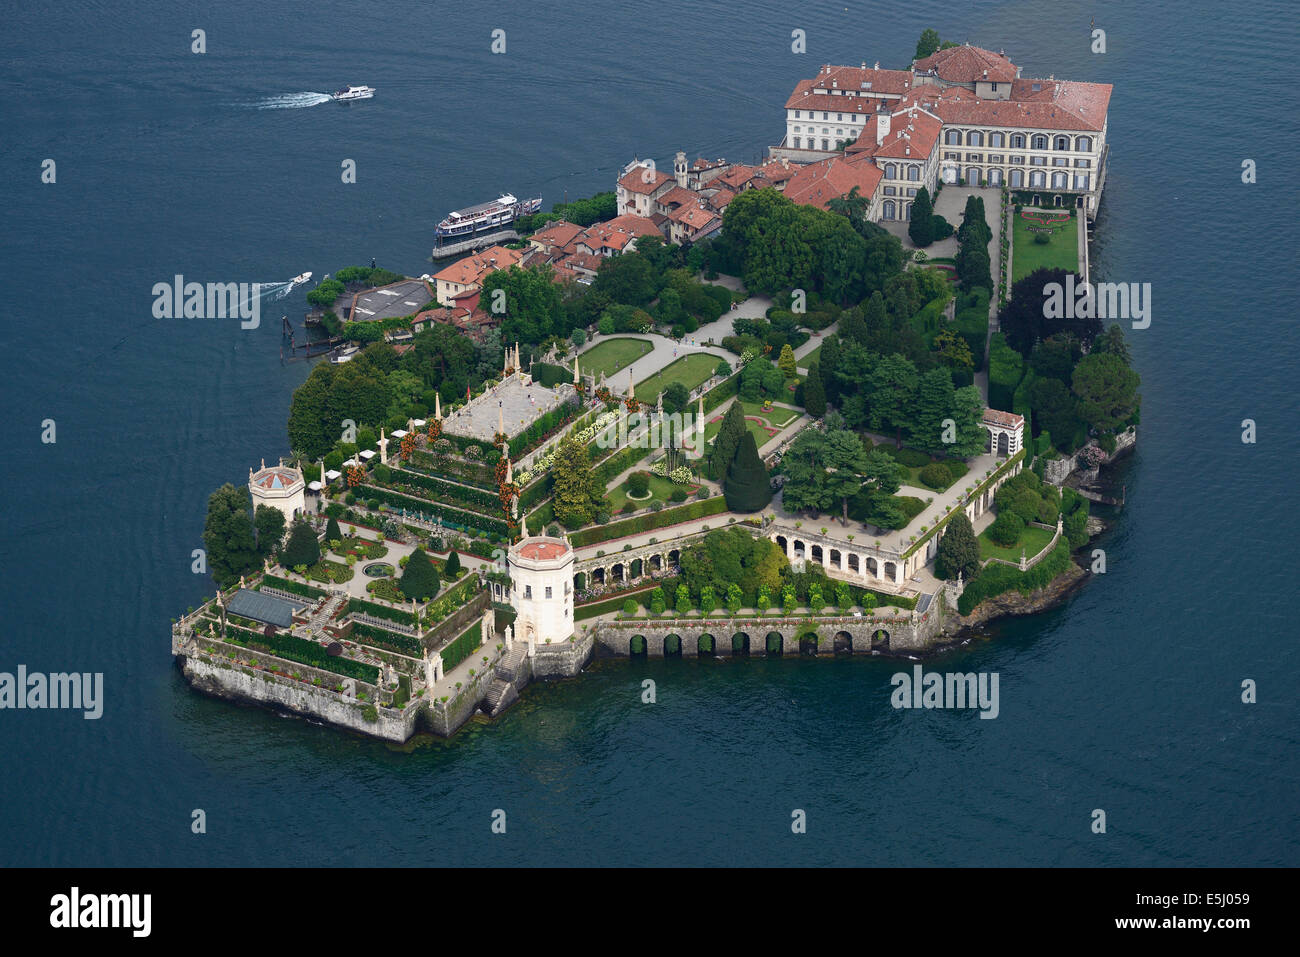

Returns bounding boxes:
[248,92,333,110]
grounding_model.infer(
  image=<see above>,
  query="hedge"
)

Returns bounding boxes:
[347,596,418,628]
[438,620,483,672]
[701,372,741,415]
[222,625,380,684]
[357,485,508,536]
[569,496,728,547]
[259,575,328,599]
[382,467,502,515]
[408,450,497,489]
[423,576,480,627]
[349,621,424,657]
[594,442,653,485]
[988,333,1024,412]
[1012,369,1035,425]
[958,538,1072,615]
[533,361,571,388]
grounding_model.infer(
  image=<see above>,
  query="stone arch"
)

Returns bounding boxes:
[833,631,853,654]
[830,548,842,568]
[668,549,680,566]
[630,558,643,578]
[698,633,715,656]
[611,563,625,583]
[649,554,662,572]
[810,544,824,564]
[866,556,880,578]
[871,629,890,651]
[731,632,750,655]
[664,634,682,657]
[765,632,784,656]
[591,567,605,585]
[775,534,788,554]
[573,572,586,592]
[798,632,819,656]
[847,553,860,573]
[630,635,647,656]
[883,561,898,582]
[792,539,806,559]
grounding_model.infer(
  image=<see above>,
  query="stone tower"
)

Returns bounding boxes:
[674,150,688,188]
[507,523,575,653]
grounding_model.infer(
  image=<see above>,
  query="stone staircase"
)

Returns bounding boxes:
[483,644,530,718]
[306,595,345,636]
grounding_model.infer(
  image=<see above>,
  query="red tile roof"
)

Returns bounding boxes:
[848,106,943,158]
[783,156,883,211]
[900,80,1111,132]
[912,45,1018,83]
[656,185,697,210]
[517,540,569,561]
[529,220,584,249]
[431,245,524,286]
[785,79,894,114]
[983,408,1025,429]
[618,167,673,195]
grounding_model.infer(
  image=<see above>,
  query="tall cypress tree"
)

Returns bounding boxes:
[280,519,321,570]
[723,432,771,513]
[935,512,980,581]
[818,335,842,405]
[710,402,747,480]
[324,515,343,544]
[803,360,827,417]
[908,186,934,247]
[401,547,441,601]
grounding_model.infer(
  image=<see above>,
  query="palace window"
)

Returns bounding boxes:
[1031,155,1046,166]
[967,131,983,146]
[945,129,962,145]
[1076,136,1092,152]
[792,137,801,149]
[989,154,1003,163]
[1032,134,1048,150]
[1054,135,1071,151]
[907,166,919,181]
[794,110,801,119]
[821,139,829,150]
[545,586,552,599]
[1011,133,1026,149]
[906,188,916,197]
[1010,169,1024,187]
[1074,174,1089,190]
[1010,155,1024,164]
[885,163,897,179]
[1053,157,1069,167]
[1074,158,1090,168]
[524,585,532,599]
[884,186,896,196]
[967,153,983,162]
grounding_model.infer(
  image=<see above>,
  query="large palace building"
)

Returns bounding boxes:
[770,45,1111,221]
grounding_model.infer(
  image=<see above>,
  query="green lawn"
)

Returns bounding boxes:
[578,337,654,379]
[798,344,821,370]
[1012,210,1079,281]
[635,352,724,398]
[604,471,698,512]
[704,413,778,451]
[978,523,1056,562]
[740,400,800,427]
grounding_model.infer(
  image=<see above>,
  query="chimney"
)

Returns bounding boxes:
[876,111,891,146]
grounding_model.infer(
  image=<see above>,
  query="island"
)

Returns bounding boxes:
[172,34,1137,742]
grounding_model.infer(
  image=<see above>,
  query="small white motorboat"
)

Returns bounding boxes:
[290,271,313,286]
[333,85,375,102]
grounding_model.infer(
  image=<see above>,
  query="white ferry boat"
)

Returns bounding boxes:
[434,193,543,243]
[333,85,375,102]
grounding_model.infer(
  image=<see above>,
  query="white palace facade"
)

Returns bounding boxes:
[771,44,1112,221]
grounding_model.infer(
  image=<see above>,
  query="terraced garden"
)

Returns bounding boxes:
[635,352,723,398]
[577,337,654,379]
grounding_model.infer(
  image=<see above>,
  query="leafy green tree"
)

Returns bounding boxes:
[1073,352,1140,433]
[709,402,748,480]
[778,428,828,514]
[662,381,690,415]
[836,583,852,612]
[551,434,605,527]
[912,367,958,455]
[987,510,1025,547]
[287,363,335,460]
[726,583,743,615]
[1000,267,1100,357]
[1092,323,1133,365]
[866,354,919,445]
[570,327,586,348]
[914,28,941,60]
[714,358,732,378]
[818,335,842,405]
[782,584,797,616]
[676,583,691,611]
[723,432,772,513]
[935,512,979,580]
[203,484,260,588]
[593,252,658,306]
[823,428,869,524]
[777,343,798,377]
[400,548,440,601]
[908,187,934,247]
[254,505,286,557]
[1029,378,1081,448]
[479,264,567,345]
[280,520,321,570]
[623,598,638,616]
[700,585,716,615]
[803,360,827,417]
[650,587,666,615]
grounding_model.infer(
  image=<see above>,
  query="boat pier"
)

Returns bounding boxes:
[432,228,520,260]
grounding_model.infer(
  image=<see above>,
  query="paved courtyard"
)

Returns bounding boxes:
[442,374,573,441]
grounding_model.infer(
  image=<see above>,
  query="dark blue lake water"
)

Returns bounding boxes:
[2,0,1296,866]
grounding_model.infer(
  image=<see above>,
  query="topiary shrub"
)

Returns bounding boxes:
[986,510,1025,547]
[626,472,650,497]
[919,462,952,490]
[670,488,688,503]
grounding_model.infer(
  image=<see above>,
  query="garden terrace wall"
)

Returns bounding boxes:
[570,497,729,547]
[347,621,424,658]
[384,467,504,515]
[408,451,497,489]
[357,484,509,536]
[258,574,329,600]
[222,625,381,684]
[422,581,487,639]
[902,447,1027,562]
[958,538,1072,615]
[437,619,484,672]
[347,596,418,629]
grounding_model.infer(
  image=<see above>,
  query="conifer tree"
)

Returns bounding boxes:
[935,512,980,581]
[908,187,935,247]
[280,519,321,570]
[803,360,827,417]
[723,432,772,513]
[400,547,441,601]
[778,343,798,377]
[709,402,747,480]
[551,434,605,527]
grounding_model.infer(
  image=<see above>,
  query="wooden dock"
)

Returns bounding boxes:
[431,228,520,260]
